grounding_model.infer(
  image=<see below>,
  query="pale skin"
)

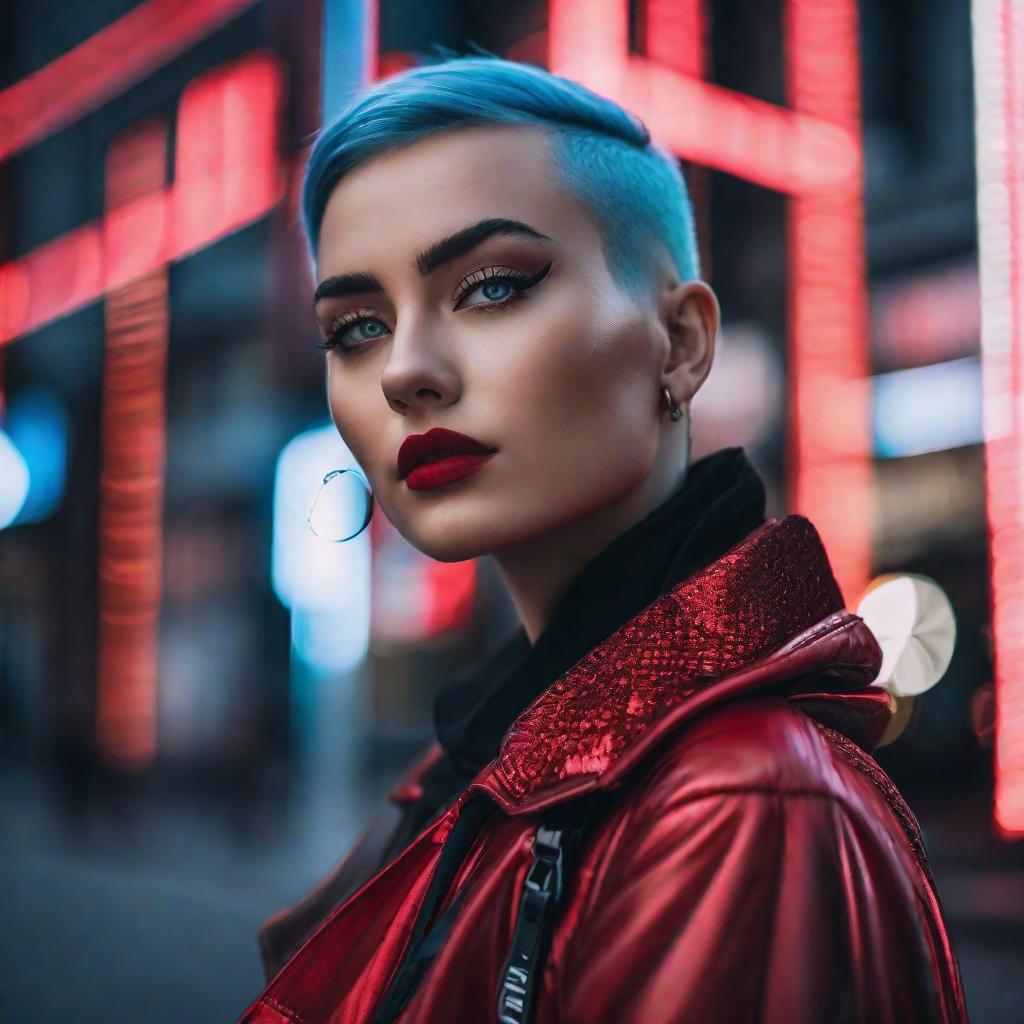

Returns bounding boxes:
[314,123,718,642]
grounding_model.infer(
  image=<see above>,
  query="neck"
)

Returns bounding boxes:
[489,456,688,644]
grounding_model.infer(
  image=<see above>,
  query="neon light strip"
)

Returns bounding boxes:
[784,0,872,605]
[92,52,283,768]
[625,61,858,196]
[0,0,259,163]
[323,0,378,119]
[641,0,705,78]
[547,0,859,197]
[0,53,284,348]
[972,0,1024,836]
[95,121,169,770]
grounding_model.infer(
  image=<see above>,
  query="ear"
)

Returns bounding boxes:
[659,280,719,407]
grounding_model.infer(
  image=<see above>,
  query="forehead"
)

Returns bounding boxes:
[315,123,596,276]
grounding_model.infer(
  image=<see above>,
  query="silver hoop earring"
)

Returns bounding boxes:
[662,386,683,422]
[308,468,374,542]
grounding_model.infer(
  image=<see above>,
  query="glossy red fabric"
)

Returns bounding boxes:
[238,515,968,1024]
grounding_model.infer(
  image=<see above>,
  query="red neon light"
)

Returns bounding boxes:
[547,0,871,605]
[367,512,477,642]
[0,0,259,164]
[784,0,872,605]
[640,0,706,78]
[973,0,1024,836]
[377,52,419,79]
[874,264,980,369]
[547,0,859,197]
[95,121,170,771]
[175,53,284,251]
[0,53,284,348]
[423,561,478,637]
[90,52,284,769]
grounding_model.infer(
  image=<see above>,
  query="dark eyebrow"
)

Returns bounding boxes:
[313,217,552,305]
[313,271,384,304]
[415,217,552,275]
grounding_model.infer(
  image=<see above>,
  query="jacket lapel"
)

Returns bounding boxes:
[469,515,885,814]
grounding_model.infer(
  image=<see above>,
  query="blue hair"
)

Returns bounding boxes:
[302,54,700,304]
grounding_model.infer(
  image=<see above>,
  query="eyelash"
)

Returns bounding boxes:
[317,261,553,355]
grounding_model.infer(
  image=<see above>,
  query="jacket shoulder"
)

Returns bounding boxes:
[635,696,866,808]
[560,698,966,1023]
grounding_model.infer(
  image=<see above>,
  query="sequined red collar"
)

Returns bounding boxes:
[467,514,884,814]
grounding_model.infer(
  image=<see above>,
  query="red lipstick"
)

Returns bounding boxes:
[397,427,497,491]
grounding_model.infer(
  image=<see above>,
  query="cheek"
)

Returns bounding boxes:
[326,365,382,468]
[471,296,660,543]
[499,296,657,457]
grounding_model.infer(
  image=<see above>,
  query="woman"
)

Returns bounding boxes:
[238,55,967,1024]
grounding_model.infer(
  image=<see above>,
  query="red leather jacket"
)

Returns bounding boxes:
[239,515,968,1024]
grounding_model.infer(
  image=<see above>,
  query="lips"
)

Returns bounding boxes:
[397,427,497,481]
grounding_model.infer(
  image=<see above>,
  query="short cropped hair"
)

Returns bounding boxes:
[302,53,700,304]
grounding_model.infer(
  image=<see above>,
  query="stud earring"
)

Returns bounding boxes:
[308,468,374,542]
[662,386,683,422]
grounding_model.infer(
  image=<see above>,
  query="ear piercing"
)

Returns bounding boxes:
[662,386,683,422]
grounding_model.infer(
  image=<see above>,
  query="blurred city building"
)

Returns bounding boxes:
[0,2,1020,1022]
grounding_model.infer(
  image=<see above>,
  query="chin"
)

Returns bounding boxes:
[396,503,540,563]
[388,476,587,561]
[381,502,491,562]
[404,529,494,564]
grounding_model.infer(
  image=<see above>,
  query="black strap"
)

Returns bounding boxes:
[371,792,496,1024]
[495,797,601,1024]
[370,790,601,1024]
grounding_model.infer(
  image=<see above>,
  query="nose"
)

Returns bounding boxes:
[380,320,461,416]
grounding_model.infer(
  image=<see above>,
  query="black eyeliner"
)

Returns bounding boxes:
[520,260,554,291]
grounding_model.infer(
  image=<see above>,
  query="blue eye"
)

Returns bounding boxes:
[455,273,525,310]
[319,314,391,354]
[468,279,516,303]
[346,317,388,341]
[455,262,552,310]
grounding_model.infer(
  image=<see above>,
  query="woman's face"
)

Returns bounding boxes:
[314,123,688,562]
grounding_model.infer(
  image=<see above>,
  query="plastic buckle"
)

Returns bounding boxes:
[525,826,564,898]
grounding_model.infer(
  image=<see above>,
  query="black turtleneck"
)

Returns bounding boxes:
[397,446,768,842]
